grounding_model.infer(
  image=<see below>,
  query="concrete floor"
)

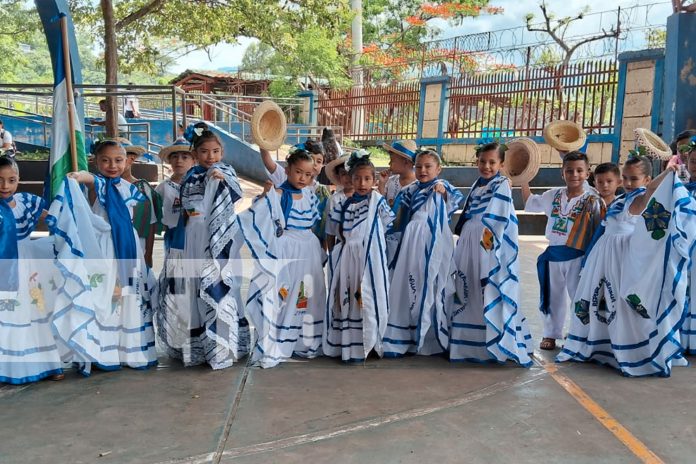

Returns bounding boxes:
[2,183,695,463]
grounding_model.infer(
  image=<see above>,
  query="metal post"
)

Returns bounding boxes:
[171,86,177,140]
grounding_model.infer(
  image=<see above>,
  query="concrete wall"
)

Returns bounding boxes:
[615,49,665,163]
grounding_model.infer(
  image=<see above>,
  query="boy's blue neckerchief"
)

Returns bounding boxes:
[279,181,301,225]
[0,195,18,293]
[102,176,138,286]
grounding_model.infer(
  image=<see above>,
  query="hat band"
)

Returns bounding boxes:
[391,142,416,159]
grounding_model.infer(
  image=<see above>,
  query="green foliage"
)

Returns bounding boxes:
[242,27,351,95]
[645,29,667,49]
[69,0,351,77]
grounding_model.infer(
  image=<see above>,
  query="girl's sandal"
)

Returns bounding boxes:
[49,373,65,381]
[539,338,556,350]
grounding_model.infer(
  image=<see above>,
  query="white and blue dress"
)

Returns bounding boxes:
[324,190,394,362]
[178,163,249,369]
[154,179,189,361]
[239,183,327,368]
[449,174,532,366]
[0,193,63,384]
[683,181,696,354]
[88,175,158,371]
[383,179,464,356]
[557,173,695,377]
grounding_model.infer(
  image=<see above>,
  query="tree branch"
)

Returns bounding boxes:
[115,0,167,30]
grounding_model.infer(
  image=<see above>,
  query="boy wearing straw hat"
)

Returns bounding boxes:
[377,140,417,207]
[521,152,605,351]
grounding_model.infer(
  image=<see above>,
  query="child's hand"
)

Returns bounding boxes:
[379,169,391,183]
[209,169,225,180]
[666,157,679,172]
[434,181,446,195]
[263,180,273,193]
[67,171,93,184]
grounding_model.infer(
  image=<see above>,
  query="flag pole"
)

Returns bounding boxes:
[59,15,79,173]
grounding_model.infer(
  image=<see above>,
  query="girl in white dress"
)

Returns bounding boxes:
[68,141,158,371]
[557,156,694,376]
[239,147,327,368]
[177,128,249,369]
[324,151,394,362]
[382,149,464,357]
[0,156,63,384]
[449,142,532,366]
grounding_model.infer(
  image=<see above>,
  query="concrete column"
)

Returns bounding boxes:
[614,49,665,163]
[662,12,696,144]
[417,76,449,151]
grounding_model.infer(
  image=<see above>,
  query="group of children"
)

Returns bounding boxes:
[3,125,696,385]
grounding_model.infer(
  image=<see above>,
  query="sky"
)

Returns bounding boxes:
[169,0,673,73]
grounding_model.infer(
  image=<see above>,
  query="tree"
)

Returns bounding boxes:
[359,0,502,79]
[68,0,350,132]
[525,2,620,119]
[240,27,352,98]
[645,29,667,49]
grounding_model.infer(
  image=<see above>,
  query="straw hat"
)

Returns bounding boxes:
[382,140,417,164]
[634,128,671,160]
[543,120,587,152]
[124,144,147,157]
[159,139,192,164]
[251,101,287,151]
[326,155,349,186]
[503,137,541,186]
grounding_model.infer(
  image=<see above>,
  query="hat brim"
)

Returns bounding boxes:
[503,137,541,186]
[543,120,587,152]
[634,128,672,160]
[251,101,287,151]
[125,146,147,157]
[382,143,415,163]
[326,155,349,186]
[159,145,192,163]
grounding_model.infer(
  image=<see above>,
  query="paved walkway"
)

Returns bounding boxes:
[1,184,695,463]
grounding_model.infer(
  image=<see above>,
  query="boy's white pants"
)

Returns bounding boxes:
[543,257,583,339]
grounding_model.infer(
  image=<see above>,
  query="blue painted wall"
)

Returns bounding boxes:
[662,13,696,144]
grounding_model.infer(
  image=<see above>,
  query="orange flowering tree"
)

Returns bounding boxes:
[360,0,502,80]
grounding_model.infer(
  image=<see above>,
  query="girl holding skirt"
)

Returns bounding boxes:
[449,142,532,366]
[324,151,394,362]
[383,149,464,357]
[239,147,326,368]
[177,128,249,369]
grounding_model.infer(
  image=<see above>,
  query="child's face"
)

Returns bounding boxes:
[169,152,196,177]
[351,166,375,196]
[622,164,651,192]
[594,172,620,200]
[476,150,503,179]
[337,167,353,191]
[97,145,127,178]
[195,141,222,169]
[388,154,413,175]
[285,159,315,190]
[0,166,19,199]
[561,160,589,191]
[687,151,696,181]
[124,153,138,173]
[311,154,324,178]
[415,154,441,183]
